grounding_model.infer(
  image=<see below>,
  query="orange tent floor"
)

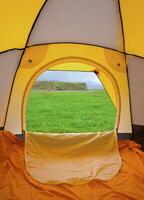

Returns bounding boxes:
[1,131,144,200]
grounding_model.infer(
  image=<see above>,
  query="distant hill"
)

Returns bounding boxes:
[32,81,87,91]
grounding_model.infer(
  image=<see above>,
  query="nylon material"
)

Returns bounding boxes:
[0,0,45,52]
[21,45,48,69]
[120,0,144,57]
[25,131,121,184]
[28,0,124,51]
[0,50,23,127]
[127,55,144,125]
[1,131,144,199]
[117,74,132,133]
[104,49,125,73]
[99,73,117,108]
[48,62,95,71]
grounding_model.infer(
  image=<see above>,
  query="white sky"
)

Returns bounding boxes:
[37,71,103,89]
[37,71,100,83]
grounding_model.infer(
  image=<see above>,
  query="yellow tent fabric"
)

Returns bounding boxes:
[0,0,144,58]
[0,1,144,199]
[25,130,121,185]
[1,131,144,200]
[120,0,144,57]
[0,0,46,52]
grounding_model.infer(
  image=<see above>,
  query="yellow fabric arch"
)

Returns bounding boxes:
[4,44,132,134]
[48,62,95,72]
[99,72,117,108]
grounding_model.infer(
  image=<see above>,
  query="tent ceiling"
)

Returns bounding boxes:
[120,0,144,57]
[0,0,144,58]
[28,0,124,52]
[0,0,45,52]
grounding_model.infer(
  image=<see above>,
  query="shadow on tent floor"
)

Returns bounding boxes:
[0,131,144,200]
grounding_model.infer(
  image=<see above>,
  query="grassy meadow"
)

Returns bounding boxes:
[26,88,116,133]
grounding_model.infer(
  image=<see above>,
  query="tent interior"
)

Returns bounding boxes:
[1,0,144,199]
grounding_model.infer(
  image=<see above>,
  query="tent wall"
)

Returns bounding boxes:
[0,50,23,128]
[4,44,132,134]
[120,0,144,57]
[1,0,144,57]
[127,55,144,126]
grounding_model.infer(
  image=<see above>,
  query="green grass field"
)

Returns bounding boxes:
[26,89,116,133]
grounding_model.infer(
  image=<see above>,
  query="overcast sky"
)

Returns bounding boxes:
[37,71,98,82]
[37,71,103,89]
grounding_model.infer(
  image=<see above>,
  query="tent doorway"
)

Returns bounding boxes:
[4,43,132,135]
[26,71,116,133]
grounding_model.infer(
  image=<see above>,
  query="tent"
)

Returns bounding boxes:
[0,0,144,199]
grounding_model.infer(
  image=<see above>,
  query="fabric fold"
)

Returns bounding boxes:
[25,130,121,185]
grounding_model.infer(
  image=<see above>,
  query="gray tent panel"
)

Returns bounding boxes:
[127,55,144,126]
[28,0,124,51]
[0,50,23,127]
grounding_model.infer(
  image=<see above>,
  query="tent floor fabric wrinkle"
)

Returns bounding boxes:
[25,131,121,185]
[0,131,144,200]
